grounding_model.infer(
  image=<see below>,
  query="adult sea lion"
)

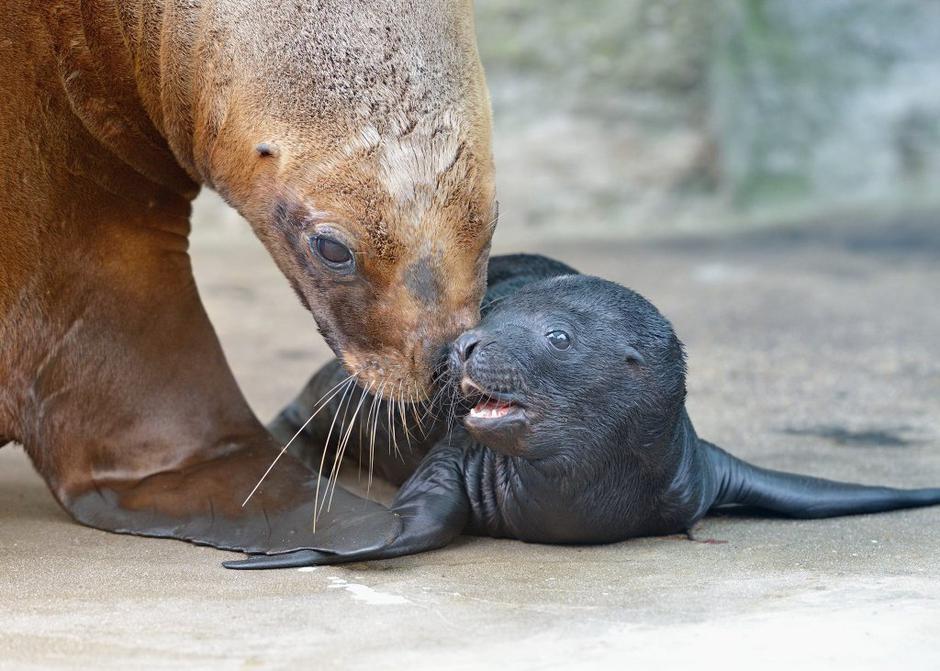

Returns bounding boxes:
[0,1,495,553]
[228,254,940,567]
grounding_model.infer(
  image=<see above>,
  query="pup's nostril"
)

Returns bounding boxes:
[453,332,481,363]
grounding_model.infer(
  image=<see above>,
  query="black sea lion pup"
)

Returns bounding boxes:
[228,256,940,568]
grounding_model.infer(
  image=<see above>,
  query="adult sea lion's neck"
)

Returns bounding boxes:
[38,1,205,198]
[111,0,216,187]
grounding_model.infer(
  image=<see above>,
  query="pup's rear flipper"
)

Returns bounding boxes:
[701,440,940,518]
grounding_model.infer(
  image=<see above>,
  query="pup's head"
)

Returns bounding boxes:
[446,276,687,459]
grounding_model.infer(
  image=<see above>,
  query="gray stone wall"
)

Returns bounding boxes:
[476,0,940,236]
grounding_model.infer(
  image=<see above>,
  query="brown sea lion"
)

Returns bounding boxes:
[0,1,495,553]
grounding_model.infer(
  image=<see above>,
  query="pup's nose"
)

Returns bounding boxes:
[452,331,481,364]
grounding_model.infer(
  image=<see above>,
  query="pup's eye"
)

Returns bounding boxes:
[310,235,353,268]
[546,330,571,350]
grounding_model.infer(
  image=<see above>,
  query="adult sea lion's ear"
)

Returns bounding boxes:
[625,346,645,367]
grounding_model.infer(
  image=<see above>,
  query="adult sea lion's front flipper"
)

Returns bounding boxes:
[224,444,470,568]
[67,447,402,555]
[17,213,401,555]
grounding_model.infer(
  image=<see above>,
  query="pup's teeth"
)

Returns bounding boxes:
[470,402,513,419]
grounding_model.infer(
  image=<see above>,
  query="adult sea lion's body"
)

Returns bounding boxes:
[233,254,940,567]
[0,1,495,553]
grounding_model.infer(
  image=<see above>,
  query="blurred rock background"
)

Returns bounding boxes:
[477,0,940,236]
[195,0,940,239]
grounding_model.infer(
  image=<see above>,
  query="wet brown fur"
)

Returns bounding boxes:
[0,1,494,545]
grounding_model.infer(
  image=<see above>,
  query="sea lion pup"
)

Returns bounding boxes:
[227,254,940,568]
[0,2,494,553]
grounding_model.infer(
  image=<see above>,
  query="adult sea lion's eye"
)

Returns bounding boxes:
[312,235,353,268]
[546,330,571,350]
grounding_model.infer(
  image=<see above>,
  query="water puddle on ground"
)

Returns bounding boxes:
[326,576,410,605]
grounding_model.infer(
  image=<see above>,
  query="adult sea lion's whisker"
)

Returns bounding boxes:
[418,389,442,437]
[369,382,388,484]
[388,388,401,459]
[409,383,425,434]
[312,378,355,531]
[240,373,354,508]
[398,381,414,450]
[356,389,367,476]
[365,383,382,495]
[326,376,360,493]
[312,377,355,508]
[444,384,461,446]
[367,382,386,495]
[324,381,373,512]
[420,383,448,425]
[356,382,381,483]
[338,377,358,442]
[486,204,500,233]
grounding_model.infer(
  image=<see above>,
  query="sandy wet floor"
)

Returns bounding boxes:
[2,202,939,669]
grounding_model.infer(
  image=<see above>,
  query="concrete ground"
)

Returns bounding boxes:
[2,207,939,669]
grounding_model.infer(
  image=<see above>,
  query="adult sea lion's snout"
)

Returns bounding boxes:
[309,234,489,401]
[342,296,484,402]
[224,130,495,402]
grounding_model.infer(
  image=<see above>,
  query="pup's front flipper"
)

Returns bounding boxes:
[224,445,470,569]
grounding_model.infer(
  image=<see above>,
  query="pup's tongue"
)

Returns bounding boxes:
[469,399,515,419]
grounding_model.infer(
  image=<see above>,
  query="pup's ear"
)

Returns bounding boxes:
[625,346,645,367]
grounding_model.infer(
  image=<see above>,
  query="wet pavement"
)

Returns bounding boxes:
[2,204,938,669]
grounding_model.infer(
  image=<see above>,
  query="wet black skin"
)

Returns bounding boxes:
[225,255,940,568]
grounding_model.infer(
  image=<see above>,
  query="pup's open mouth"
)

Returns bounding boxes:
[461,377,526,427]
[469,398,520,419]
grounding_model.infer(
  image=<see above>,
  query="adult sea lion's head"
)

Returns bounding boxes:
[447,276,687,461]
[171,1,496,400]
